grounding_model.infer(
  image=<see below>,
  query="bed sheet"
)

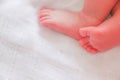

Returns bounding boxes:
[0,0,120,80]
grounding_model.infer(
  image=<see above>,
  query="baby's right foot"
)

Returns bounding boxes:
[79,1,120,54]
[39,7,102,40]
[79,14,120,53]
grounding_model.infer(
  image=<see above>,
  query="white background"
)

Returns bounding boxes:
[0,0,120,80]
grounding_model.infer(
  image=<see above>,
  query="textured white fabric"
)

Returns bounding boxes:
[0,0,120,80]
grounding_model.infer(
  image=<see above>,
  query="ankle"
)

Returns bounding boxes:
[79,11,105,25]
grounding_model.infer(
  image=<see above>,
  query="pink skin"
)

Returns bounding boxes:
[39,0,117,40]
[79,1,120,54]
[39,7,101,40]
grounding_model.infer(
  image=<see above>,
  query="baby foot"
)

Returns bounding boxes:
[79,17,120,53]
[39,7,101,40]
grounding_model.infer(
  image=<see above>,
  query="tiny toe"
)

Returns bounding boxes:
[91,49,98,54]
[39,9,51,15]
[40,16,51,21]
[40,19,54,27]
[79,37,89,46]
[83,43,98,54]
[39,12,50,18]
[85,44,92,50]
[42,7,54,10]
[83,43,91,49]
[40,9,52,13]
[40,7,48,10]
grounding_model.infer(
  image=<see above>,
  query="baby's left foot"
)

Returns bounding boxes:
[39,7,101,40]
[79,14,120,53]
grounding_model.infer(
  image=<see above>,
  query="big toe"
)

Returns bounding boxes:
[40,7,54,11]
[40,7,54,14]
[39,7,54,18]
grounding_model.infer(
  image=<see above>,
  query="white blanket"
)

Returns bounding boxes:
[0,0,120,80]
